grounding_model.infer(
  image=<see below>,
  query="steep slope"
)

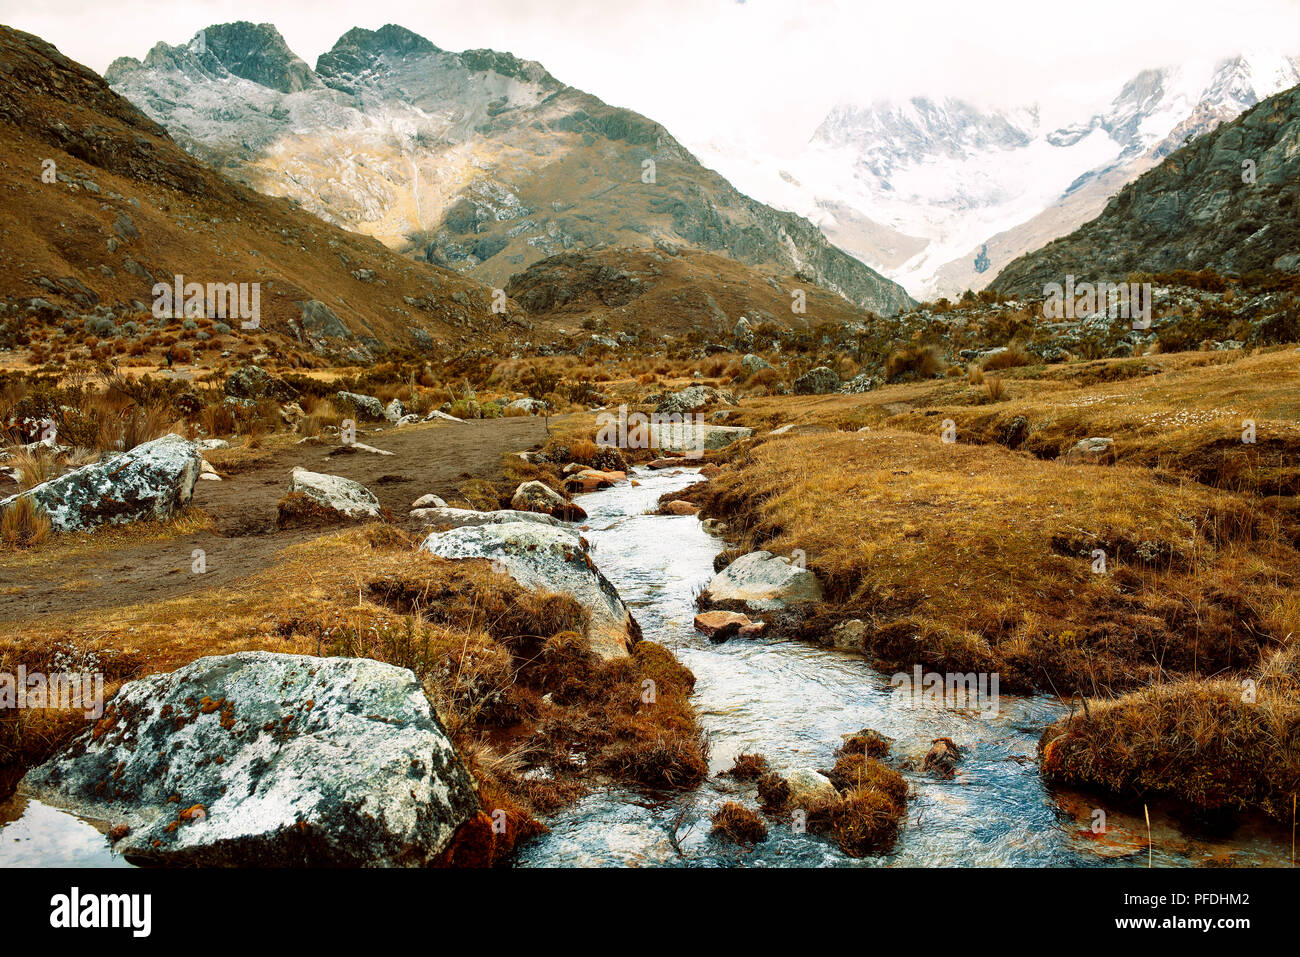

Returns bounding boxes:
[105,22,913,316]
[0,25,518,361]
[990,80,1300,295]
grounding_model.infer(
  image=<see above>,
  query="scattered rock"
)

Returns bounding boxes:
[693,611,760,641]
[224,365,296,402]
[824,619,867,651]
[700,550,823,612]
[785,768,838,807]
[410,506,564,529]
[285,467,381,521]
[334,392,385,421]
[655,385,735,416]
[411,494,447,509]
[660,500,700,515]
[1061,436,1116,465]
[20,652,479,866]
[793,366,841,395]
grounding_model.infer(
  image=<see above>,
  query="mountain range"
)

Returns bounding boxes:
[990,76,1300,295]
[104,22,913,316]
[694,52,1300,299]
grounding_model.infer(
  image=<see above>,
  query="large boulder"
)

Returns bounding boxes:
[224,365,296,402]
[334,391,385,421]
[507,398,547,414]
[648,422,752,454]
[655,385,736,416]
[20,652,480,866]
[286,467,381,520]
[0,434,201,533]
[700,550,824,612]
[421,521,638,660]
[793,366,841,395]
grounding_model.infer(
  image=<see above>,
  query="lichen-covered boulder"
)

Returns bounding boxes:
[334,391,385,421]
[20,652,480,866]
[655,385,736,416]
[648,422,752,454]
[699,549,823,612]
[793,366,841,395]
[421,521,638,660]
[287,467,381,520]
[0,433,201,532]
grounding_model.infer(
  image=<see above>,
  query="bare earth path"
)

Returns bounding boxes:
[0,416,549,622]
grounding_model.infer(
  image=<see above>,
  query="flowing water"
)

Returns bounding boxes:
[516,466,1294,868]
[2,466,1291,867]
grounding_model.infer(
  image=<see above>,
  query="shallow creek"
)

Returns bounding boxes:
[1,466,1290,867]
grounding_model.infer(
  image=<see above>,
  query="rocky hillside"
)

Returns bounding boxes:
[505,245,881,341]
[0,25,518,363]
[104,22,913,315]
[991,80,1300,296]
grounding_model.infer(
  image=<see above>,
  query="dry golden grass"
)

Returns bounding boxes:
[0,496,51,547]
[693,428,1299,694]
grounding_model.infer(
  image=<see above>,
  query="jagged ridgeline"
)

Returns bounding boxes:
[991,78,1300,295]
[105,22,913,315]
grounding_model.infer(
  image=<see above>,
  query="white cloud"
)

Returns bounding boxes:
[5,0,1299,152]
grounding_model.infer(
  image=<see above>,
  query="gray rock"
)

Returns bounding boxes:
[655,385,735,416]
[411,494,447,509]
[298,300,351,339]
[20,652,479,866]
[0,434,201,532]
[383,398,407,423]
[793,366,841,395]
[649,422,752,454]
[334,391,385,421]
[411,506,563,529]
[700,550,824,612]
[421,521,637,659]
[840,373,877,394]
[507,397,547,414]
[741,353,773,373]
[224,365,296,402]
[511,480,565,513]
[1061,436,1116,465]
[288,467,381,520]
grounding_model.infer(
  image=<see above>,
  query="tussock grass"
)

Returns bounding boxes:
[1040,642,1300,820]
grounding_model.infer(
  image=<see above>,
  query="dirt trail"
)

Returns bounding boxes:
[0,416,549,622]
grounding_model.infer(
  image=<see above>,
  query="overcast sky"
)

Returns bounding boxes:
[6,0,1300,152]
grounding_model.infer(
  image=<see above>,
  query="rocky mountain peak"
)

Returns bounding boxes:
[316,24,440,79]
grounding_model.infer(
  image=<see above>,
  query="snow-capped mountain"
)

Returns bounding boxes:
[693,52,1300,300]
